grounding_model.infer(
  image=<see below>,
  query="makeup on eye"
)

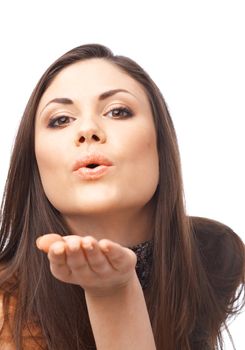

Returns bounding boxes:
[104,106,134,119]
[48,115,75,128]
[47,105,134,128]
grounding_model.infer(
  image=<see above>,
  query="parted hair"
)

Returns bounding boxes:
[0,44,244,349]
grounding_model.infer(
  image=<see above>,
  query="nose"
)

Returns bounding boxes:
[74,118,107,146]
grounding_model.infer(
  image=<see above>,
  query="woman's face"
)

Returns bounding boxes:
[35,59,159,217]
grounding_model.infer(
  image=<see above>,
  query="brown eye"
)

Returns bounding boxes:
[48,116,74,128]
[105,107,133,119]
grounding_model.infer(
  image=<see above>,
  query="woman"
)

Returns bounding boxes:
[0,43,244,350]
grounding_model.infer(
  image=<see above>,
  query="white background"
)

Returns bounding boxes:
[0,1,244,348]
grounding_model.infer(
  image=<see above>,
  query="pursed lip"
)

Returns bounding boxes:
[72,153,113,172]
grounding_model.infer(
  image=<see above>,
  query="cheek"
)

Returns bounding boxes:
[35,141,57,172]
[132,126,158,167]
[35,137,67,187]
[123,127,159,196]
[35,138,70,210]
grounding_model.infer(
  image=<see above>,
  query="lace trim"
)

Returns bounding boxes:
[129,240,153,289]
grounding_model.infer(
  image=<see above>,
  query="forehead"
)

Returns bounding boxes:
[37,59,150,112]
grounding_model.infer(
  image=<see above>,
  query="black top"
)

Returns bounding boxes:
[190,216,244,349]
[129,216,244,349]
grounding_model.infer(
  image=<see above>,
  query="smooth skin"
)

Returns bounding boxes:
[36,234,156,349]
[36,233,137,295]
[35,59,158,349]
[35,59,159,247]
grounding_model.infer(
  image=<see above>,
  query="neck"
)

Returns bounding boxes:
[63,204,155,247]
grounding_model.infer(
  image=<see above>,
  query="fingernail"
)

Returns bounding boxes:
[84,244,93,251]
[36,236,42,248]
[83,238,93,251]
[101,245,109,253]
[68,241,80,251]
[53,244,65,255]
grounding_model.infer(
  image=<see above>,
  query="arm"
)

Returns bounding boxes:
[85,272,155,350]
[37,234,156,350]
[0,295,15,350]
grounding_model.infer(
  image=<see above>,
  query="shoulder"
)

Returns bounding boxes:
[0,291,43,350]
[189,216,245,298]
[189,215,244,267]
[0,268,19,348]
[188,217,245,347]
[0,291,16,350]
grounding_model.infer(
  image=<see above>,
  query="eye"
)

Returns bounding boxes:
[48,115,74,128]
[104,106,134,119]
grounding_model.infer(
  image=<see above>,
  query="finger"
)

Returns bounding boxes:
[36,233,64,253]
[48,241,71,281]
[99,239,137,272]
[81,236,113,275]
[63,236,91,274]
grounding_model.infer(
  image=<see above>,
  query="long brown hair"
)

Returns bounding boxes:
[0,44,244,349]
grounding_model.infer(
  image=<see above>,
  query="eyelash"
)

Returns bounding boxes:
[47,106,134,128]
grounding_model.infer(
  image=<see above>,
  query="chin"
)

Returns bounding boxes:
[58,199,121,216]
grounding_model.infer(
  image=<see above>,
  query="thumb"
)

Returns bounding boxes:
[36,233,64,253]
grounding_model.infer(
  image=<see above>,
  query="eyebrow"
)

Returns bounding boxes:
[40,89,138,116]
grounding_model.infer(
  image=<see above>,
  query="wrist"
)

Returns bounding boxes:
[84,271,141,299]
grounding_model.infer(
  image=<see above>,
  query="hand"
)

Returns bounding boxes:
[36,234,137,296]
